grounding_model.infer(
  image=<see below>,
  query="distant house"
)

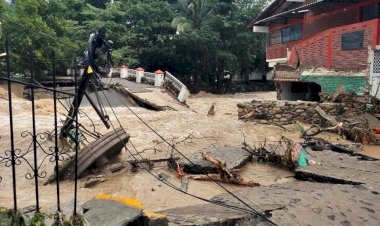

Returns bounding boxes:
[249,0,380,100]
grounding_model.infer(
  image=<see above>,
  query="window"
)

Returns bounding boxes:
[269,24,302,45]
[362,4,380,22]
[282,24,302,43]
[270,31,281,45]
[341,31,364,50]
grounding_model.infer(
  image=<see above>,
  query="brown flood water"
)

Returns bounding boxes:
[1,90,297,213]
[363,145,380,159]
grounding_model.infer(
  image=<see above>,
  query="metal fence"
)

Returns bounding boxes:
[0,37,81,223]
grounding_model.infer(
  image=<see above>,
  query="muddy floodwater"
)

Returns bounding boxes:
[0,88,376,215]
[362,145,380,158]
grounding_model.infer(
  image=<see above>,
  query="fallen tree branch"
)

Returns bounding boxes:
[240,111,254,119]
[198,152,260,186]
[303,122,343,137]
[203,153,235,179]
[310,106,375,144]
[315,106,338,126]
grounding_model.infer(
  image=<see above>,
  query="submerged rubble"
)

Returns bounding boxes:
[238,97,380,144]
[2,83,380,226]
[179,145,252,174]
[46,128,129,183]
[161,135,380,225]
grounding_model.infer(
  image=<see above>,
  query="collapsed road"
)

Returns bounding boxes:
[1,84,380,225]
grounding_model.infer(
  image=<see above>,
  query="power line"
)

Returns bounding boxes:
[93,79,279,225]
[98,79,305,226]
[93,78,273,219]
[3,16,279,225]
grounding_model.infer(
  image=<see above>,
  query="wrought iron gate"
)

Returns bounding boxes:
[0,37,81,223]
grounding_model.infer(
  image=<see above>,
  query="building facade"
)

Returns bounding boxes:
[250,0,380,100]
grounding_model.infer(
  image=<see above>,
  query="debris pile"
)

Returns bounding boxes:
[238,92,380,143]
[302,108,377,144]
[295,137,379,185]
[179,145,259,186]
[244,136,379,185]
[180,145,253,174]
[177,142,306,187]
[237,100,364,125]
[45,128,129,184]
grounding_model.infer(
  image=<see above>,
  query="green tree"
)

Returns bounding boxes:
[0,0,270,93]
[0,0,81,77]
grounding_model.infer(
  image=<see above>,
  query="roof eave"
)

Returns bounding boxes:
[247,0,284,29]
[249,0,326,28]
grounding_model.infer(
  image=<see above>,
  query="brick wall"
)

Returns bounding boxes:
[267,41,298,59]
[296,35,329,68]
[267,1,380,66]
[287,20,377,71]
[331,23,373,70]
[267,45,287,59]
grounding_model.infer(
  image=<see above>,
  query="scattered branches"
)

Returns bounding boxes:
[188,153,259,186]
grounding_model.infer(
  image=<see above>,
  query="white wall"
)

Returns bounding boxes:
[249,72,264,80]
[266,70,274,81]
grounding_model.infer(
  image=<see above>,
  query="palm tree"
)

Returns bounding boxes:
[171,0,214,33]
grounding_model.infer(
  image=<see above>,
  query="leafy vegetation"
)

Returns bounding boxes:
[0,207,86,226]
[31,212,46,226]
[0,0,269,93]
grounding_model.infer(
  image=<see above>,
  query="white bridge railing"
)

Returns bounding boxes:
[164,71,190,103]
[127,69,136,77]
[143,72,155,84]
[108,66,190,103]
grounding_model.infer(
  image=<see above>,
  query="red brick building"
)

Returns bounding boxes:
[249,0,380,100]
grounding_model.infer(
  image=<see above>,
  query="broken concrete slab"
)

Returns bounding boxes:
[103,78,153,93]
[83,199,143,226]
[211,181,380,226]
[180,145,252,174]
[249,139,379,186]
[364,113,380,129]
[161,203,272,226]
[115,87,164,111]
[295,147,380,187]
[46,128,129,183]
[141,214,169,226]
[329,143,378,161]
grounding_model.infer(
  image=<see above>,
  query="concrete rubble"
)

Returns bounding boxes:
[45,128,129,184]
[162,203,276,226]
[161,140,380,226]
[207,180,380,226]
[83,197,168,226]
[83,199,143,226]
[295,146,380,186]
[179,145,253,174]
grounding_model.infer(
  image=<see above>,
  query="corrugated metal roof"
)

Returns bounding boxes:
[249,0,362,27]
[253,0,325,26]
